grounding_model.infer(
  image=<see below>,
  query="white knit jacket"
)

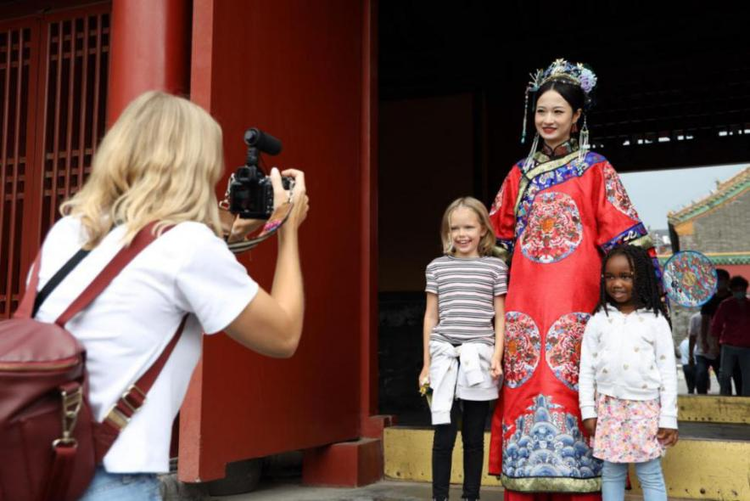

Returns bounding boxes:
[579,306,678,429]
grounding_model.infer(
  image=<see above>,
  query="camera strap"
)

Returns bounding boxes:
[226,202,294,254]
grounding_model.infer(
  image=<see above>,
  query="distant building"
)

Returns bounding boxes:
[650,228,673,255]
[667,167,750,280]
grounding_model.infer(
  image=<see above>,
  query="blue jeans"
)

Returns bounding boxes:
[79,466,162,500]
[602,459,666,501]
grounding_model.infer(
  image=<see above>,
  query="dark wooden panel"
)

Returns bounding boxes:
[0,23,34,317]
[0,4,109,319]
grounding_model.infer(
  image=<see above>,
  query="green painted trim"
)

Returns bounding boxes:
[709,254,750,265]
[669,178,750,224]
[500,474,601,493]
[658,253,750,266]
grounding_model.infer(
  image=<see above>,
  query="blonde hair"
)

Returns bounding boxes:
[440,197,496,256]
[61,91,225,248]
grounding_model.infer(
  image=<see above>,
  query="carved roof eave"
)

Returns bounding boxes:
[667,167,750,224]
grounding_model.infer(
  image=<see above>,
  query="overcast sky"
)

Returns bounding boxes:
[619,164,748,230]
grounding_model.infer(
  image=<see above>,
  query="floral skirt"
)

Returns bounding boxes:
[593,394,663,463]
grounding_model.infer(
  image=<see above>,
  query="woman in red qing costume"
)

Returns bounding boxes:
[487,59,658,500]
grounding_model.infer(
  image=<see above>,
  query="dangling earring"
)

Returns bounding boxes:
[578,115,590,163]
[521,87,531,144]
[522,133,540,173]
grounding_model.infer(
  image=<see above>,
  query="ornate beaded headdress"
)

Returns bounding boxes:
[521,58,598,167]
[528,58,598,97]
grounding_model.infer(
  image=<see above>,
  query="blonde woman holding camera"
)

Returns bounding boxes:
[31,91,308,500]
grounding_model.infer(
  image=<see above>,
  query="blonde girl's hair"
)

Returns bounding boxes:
[60,91,225,248]
[440,197,496,256]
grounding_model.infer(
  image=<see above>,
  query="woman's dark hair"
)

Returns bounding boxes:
[730,275,749,290]
[595,244,668,319]
[536,80,586,113]
[716,268,730,281]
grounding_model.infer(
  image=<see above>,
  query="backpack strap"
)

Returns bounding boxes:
[14,223,160,322]
[100,314,188,440]
[54,222,164,327]
[44,317,187,497]
[13,251,43,319]
[33,249,91,318]
[45,221,189,437]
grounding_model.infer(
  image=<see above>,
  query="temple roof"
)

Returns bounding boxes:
[668,167,750,224]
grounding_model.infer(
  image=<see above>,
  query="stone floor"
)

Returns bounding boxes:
[216,479,500,500]
[161,368,734,500]
[208,478,696,501]
[210,479,696,501]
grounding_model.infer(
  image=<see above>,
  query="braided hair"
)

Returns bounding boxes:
[595,244,668,318]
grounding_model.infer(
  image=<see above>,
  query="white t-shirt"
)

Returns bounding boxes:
[679,337,691,365]
[689,310,717,359]
[34,217,259,473]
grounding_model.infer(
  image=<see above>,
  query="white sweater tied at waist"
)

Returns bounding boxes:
[428,340,499,425]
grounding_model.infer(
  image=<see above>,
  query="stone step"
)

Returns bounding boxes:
[677,395,750,424]
[383,422,750,501]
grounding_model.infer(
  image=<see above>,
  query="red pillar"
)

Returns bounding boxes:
[181,0,385,486]
[359,0,392,440]
[107,0,191,123]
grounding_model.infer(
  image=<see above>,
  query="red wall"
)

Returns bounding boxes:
[179,0,375,481]
[723,264,750,282]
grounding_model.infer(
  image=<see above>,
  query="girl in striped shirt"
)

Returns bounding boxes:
[420,196,507,501]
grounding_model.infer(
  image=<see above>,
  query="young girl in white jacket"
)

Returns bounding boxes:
[579,245,678,501]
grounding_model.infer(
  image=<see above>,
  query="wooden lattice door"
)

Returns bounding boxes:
[0,3,110,318]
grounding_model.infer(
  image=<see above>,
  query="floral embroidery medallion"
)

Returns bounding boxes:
[504,311,541,388]
[502,394,601,479]
[520,192,582,264]
[490,177,509,216]
[545,313,591,390]
[603,163,639,220]
[514,152,599,240]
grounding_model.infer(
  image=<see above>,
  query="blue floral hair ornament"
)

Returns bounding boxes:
[528,58,598,97]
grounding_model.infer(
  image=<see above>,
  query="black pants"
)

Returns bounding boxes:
[432,399,489,501]
[720,345,749,396]
[695,355,720,394]
[682,364,696,394]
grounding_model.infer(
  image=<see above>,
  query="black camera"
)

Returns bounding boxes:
[228,128,292,219]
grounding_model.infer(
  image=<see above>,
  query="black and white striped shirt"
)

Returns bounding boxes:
[425,255,508,346]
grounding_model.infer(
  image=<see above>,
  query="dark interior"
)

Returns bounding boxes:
[377,2,750,422]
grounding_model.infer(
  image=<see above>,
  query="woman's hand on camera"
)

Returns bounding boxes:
[224,167,308,359]
[270,167,309,230]
[219,205,262,244]
[226,217,263,243]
